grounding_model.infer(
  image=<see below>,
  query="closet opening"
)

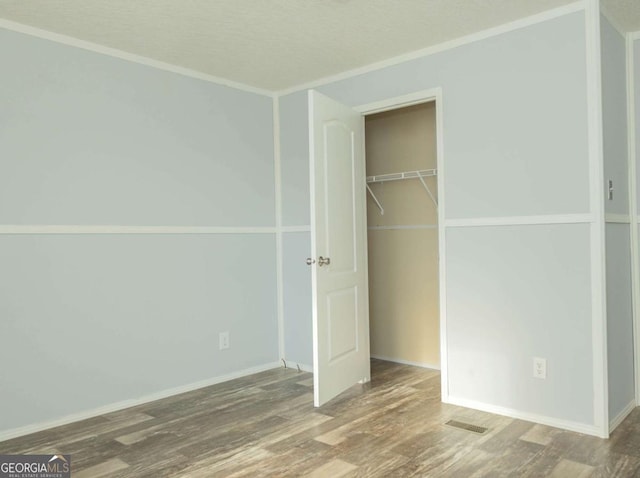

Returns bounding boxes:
[363,100,441,387]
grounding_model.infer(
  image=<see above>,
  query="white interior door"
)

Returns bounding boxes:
[308,90,370,407]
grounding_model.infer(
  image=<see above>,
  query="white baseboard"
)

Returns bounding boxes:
[370,354,440,371]
[445,395,606,438]
[609,400,637,433]
[0,361,282,444]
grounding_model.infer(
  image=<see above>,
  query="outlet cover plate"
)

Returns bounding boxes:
[219,332,230,350]
[533,357,546,379]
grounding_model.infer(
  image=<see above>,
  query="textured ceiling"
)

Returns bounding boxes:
[0,0,636,92]
[602,0,640,32]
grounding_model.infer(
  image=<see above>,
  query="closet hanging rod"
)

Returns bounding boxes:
[366,169,436,184]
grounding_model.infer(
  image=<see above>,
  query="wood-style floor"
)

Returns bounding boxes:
[2,359,640,477]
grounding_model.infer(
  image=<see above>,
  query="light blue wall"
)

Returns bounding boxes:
[601,15,629,216]
[279,11,597,427]
[0,28,278,434]
[279,91,313,367]
[446,224,593,424]
[601,15,635,425]
[280,92,311,227]
[282,232,313,367]
[0,234,278,431]
[605,224,635,421]
[0,29,275,226]
[313,13,590,219]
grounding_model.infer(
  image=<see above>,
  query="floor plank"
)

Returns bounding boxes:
[0,359,638,477]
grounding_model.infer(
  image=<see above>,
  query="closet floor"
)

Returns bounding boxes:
[1,359,638,477]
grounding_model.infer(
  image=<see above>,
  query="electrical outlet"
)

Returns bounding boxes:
[219,332,230,350]
[533,357,547,379]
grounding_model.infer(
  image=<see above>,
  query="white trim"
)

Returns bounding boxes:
[631,32,640,41]
[0,225,277,235]
[445,395,605,438]
[354,90,438,114]
[627,33,640,405]
[585,0,609,438]
[0,4,589,100]
[604,214,632,224]
[357,88,447,401]
[435,91,448,402]
[0,19,273,98]
[444,214,594,228]
[357,87,448,402]
[273,97,285,362]
[0,361,281,443]
[609,400,637,432]
[370,354,440,371]
[599,3,628,38]
[276,2,586,97]
[308,91,320,406]
[281,225,312,233]
[368,225,437,231]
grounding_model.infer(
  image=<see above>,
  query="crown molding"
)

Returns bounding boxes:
[0,2,589,99]
[276,1,586,97]
[0,18,274,98]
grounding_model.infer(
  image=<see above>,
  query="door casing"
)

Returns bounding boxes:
[354,88,448,401]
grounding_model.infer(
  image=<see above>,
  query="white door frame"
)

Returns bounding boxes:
[626,32,640,407]
[354,87,448,401]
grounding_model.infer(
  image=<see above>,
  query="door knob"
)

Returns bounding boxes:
[318,256,331,266]
[306,258,316,265]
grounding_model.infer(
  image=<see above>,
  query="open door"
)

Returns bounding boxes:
[308,90,371,407]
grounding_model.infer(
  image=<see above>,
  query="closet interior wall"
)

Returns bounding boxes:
[365,102,440,368]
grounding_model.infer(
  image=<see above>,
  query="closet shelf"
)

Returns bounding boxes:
[366,169,436,184]
[366,169,438,215]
